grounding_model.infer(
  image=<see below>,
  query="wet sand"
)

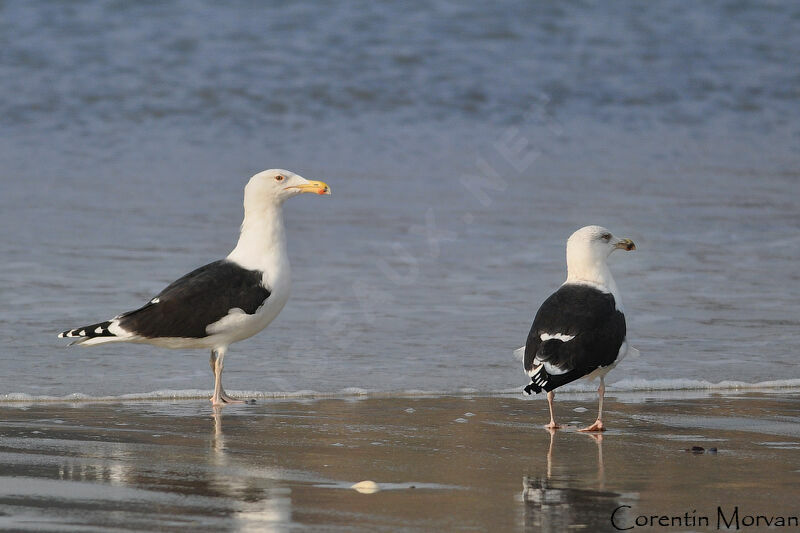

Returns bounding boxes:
[1,392,799,532]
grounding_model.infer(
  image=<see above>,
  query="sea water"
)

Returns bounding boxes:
[1,1,799,400]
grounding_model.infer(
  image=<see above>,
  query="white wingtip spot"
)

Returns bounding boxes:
[79,330,86,336]
[94,327,103,334]
[150,297,160,304]
[540,333,575,342]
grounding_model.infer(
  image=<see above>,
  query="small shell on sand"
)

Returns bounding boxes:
[352,480,381,494]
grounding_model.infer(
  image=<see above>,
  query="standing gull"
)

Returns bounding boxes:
[59,169,330,406]
[518,225,636,431]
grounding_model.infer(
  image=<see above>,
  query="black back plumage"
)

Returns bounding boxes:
[117,260,270,339]
[60,260,271,341]
[523,284,625,393]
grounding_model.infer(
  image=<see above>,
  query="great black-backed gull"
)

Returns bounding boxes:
[518,225,636,431]
[58,169,330,406]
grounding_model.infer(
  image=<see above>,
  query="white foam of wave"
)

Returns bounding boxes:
[1,378,799,404]
[609,377,800,392]
[503,377,800,394]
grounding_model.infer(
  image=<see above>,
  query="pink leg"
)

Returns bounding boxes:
[580,377,606,432]
[209,348,245,406]
[544,390,561,429]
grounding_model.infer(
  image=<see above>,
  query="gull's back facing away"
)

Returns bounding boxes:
[520,225,637,432]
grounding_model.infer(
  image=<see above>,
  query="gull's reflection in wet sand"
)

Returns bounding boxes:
[211,406,226,458]
[523,430,624,532]
[208,407,292,529]
[584,432,605,489]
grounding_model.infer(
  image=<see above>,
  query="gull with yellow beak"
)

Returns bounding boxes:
[517,225,637,431]
[59,169,331,406]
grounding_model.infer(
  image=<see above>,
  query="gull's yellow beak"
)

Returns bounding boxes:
[615,238,636,251]
[290,180,331,195]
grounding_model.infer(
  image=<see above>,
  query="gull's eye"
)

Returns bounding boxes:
[275,175,285,182]
[601,233,611,241]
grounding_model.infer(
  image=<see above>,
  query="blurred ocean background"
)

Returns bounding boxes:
[1,1,798,399]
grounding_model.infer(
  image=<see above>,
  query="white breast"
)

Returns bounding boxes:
[205,264,291,346]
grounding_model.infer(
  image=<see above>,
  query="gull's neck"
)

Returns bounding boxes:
[227,202,289,276]
[565,251,621,306]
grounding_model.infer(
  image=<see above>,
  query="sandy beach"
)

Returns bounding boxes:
[1,391,799,532]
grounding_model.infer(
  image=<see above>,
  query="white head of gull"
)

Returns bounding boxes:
[565,224,636,308]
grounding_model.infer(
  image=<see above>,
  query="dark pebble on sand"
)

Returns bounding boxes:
[684,446,718,454]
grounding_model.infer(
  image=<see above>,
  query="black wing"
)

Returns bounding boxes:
[118,260,271,339]
[523,285,625,392]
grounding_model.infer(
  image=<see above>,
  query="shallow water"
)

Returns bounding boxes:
[1,1,799,399]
